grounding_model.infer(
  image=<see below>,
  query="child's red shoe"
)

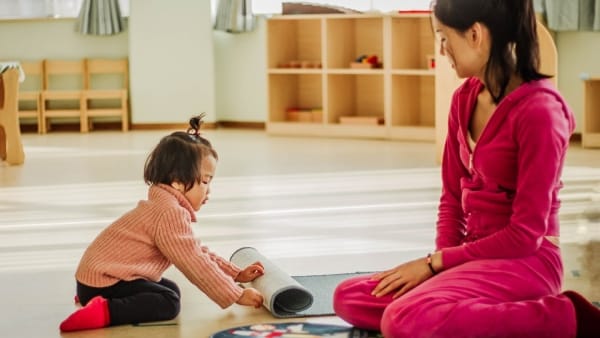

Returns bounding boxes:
[59,296,110,332]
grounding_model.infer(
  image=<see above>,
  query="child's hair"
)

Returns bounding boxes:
[144,114,218,192]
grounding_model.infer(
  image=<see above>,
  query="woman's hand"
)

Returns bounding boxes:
[235,261,265,283]
[370,256,435,299]
[236,287,264,308]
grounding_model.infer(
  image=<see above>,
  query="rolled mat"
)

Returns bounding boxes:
[230,247,373,318]
[230,247,314,316]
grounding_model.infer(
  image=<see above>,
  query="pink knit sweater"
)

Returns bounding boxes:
[75,184,243,308]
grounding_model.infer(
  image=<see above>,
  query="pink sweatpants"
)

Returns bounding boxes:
[333,241,576,338]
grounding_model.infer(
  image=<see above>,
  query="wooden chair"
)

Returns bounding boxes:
[536,19,558,87]
[18,61,44,133]
[0,67,25,165]
[84,58,129,131]
[41,59,87,133]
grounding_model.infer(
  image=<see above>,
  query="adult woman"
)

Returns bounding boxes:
[333,1,600,337]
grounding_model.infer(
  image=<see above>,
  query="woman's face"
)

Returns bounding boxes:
[432,17,489,79]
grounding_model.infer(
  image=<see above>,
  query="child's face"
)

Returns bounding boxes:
[184,155,217,211]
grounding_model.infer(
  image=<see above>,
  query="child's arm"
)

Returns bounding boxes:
[199,245,242,278]
[198,246,264,282]
[154,210,243,308]
[235,261,264,283]
[236,288,264,308]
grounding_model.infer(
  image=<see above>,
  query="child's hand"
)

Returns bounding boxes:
[236,288,264,308]
[235,261,265,283]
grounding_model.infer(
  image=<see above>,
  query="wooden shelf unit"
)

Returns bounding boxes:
[583,78,600,148]
[266,13,438,140]
[269,73,322,123]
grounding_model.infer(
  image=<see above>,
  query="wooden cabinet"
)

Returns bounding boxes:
[583,78,600,148]
[266,13,439,141]
[265,14,565,162]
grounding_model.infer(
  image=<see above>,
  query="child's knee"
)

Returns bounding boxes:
[160,278,181,298]
[163,295,181,320]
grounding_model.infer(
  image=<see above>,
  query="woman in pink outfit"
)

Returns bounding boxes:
[333,0,600,337]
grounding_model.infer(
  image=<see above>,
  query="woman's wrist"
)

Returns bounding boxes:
[426,253,437,275]
[426,251,443,274]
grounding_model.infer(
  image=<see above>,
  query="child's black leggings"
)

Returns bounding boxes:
[76,278,181,326]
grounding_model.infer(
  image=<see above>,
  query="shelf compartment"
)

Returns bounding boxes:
[391,16,435,70]
[267,18,322,70]
[268,68,323,75]
[327,74,384,125]
[326,17,384,69]
[266,122,386,139]
[268,74,323,123]
[391,75,434,128]
[583,78,600,148]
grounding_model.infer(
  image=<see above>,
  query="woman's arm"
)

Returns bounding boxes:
[436,90,469,250]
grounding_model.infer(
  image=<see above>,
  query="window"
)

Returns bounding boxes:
[0,0,129,20]
[251,0,432,14]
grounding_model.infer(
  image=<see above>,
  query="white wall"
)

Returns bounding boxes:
[0,19,128,60]
[129,0,216,123]
[213,17,267,122]
[556,31,600,130]
[1,6,598,128]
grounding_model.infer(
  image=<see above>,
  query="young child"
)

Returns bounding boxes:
[60,115,265,332]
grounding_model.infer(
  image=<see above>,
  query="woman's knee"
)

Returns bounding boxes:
[380,298,425,338]
[381,296,451,338]
[333,277,368,317]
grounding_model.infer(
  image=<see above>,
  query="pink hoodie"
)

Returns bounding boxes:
[436,78,576,269]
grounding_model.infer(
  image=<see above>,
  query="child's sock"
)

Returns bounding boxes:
[59,296,110,332]
[562,290,600,338]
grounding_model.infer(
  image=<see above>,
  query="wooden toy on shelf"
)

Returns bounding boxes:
[339,115,384,125]
[285,107,322,123]
[350,54,382,69]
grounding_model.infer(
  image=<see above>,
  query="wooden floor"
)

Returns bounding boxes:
[1,129,599,337]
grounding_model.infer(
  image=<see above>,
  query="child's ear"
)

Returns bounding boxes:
[171,182,185,192]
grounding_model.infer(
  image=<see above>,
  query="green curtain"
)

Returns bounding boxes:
[76,0,125,36]
[535,0,600,31]
[214,0,255,33]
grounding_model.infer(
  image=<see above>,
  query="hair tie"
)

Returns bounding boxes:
[187,113,206,139]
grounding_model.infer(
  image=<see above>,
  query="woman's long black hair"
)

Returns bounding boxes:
[433,0,550,103]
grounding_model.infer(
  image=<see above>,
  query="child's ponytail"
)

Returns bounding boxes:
[187,113,205,138]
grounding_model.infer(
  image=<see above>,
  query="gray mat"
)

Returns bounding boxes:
[289,272,373,317]
[230,247,373,318]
